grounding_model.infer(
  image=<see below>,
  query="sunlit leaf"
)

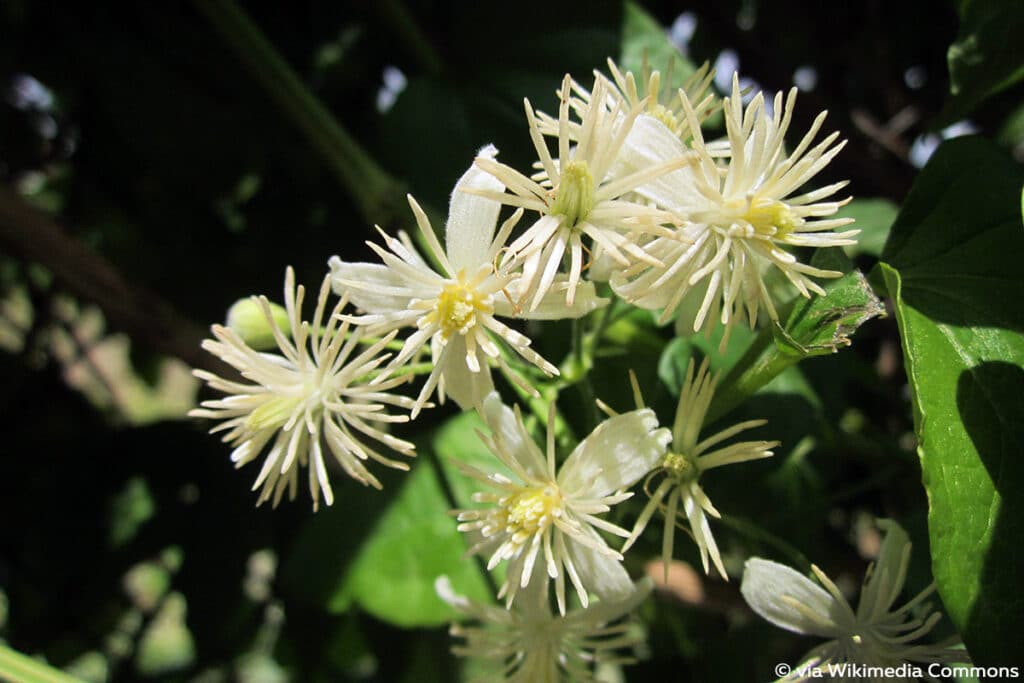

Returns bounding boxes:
[324,414,500,628]
[880,136,1024,666]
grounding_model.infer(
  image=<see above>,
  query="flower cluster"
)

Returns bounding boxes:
[189,56,965,680]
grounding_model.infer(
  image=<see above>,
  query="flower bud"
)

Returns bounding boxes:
[226,297,290,350]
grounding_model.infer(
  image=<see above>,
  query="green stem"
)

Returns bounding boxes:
[194,0,407,227]
[0,645,84,683]
[355,334,407,353]
[389,361,435,378]
[705,323,795,424]
[571,317,599,431]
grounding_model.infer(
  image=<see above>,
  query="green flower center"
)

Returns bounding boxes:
[663,451,700,485]
[246,394,305,431]
[736,197,803,239]
[551,160,595,229]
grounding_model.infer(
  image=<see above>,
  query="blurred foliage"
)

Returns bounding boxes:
[942,0,1024,123]
[1,0,1021,681]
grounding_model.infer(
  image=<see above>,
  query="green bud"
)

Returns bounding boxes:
[227,298,290,350]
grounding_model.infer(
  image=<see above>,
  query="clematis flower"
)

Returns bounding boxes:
[452,392,671,614]
[741,520,967,678]
[622,357,777,579]
[538,58,719,147]
[473,74,694,311]
[191,267,416,510]
[436,573,652,683]
[329,145,606,417]
[612,74,859,336]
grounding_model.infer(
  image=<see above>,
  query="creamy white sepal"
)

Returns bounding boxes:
[327,258,416,312]
[481,391,547,477]
[440,335,494,412]
[566,530,636,602]
[559,409,670,498]
[494,278,609,320]
[446,144,504,272]
[740,558,842,638]
[616,114,702,211]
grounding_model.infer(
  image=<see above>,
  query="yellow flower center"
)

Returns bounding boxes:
[503,485,563,542]
[650,103,681,136]
[737,197,803,239]
[551,161,594,229]
[435,280,490,338]
[663,451,700,485]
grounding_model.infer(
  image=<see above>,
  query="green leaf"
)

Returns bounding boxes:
[620,1,696,87]
[942,0,1024,122]
[324,413,499,628]
[329,459,492,627]
[837,198,899,258]
[879,136,1024,666]
[773,249,886,359]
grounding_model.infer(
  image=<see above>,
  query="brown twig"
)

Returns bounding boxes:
[0,186,225,374]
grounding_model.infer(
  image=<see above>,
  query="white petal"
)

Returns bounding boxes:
[441,336,494,412]
[446,144,505,272]
[616,115,702,212]
[740,558,842,638]
[558,409,671,497]
[481,391,548,478]
[327,257,413,313]
[566,532,634,602]
[495,278,609,320]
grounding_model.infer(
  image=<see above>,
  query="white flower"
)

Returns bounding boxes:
[330,145,606,417]
[622,358,777,579]
[453,392,671,614]
[603,58,718,143]
[190,267,416,510]
[474,74,694,311]
[612,74,859,336]
[436,573,652,683]
[540,58,719,146]
[741,520,966,679]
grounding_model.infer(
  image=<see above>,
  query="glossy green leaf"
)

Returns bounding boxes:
[879,136,1024,666]
[942,0,1024,122]
[329,451,492,628]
